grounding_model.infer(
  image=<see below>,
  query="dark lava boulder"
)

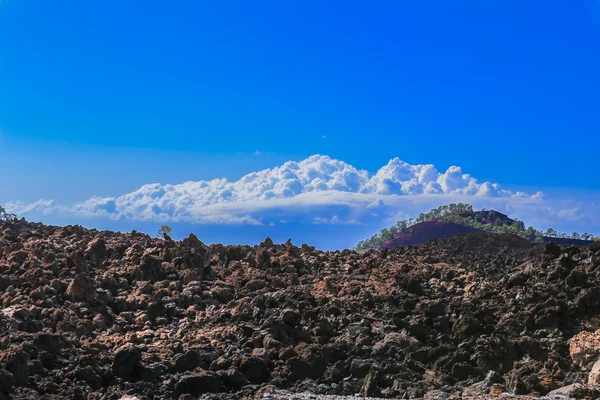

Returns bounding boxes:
[112,345,143,380]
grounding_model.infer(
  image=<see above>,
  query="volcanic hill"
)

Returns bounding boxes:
[1,219,600,399]
[381,220,482,249]
[357,206,595,251]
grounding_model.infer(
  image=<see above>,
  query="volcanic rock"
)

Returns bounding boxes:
[589,359,600,385]
[112,345,143,380]
[569,330,600,368]
[1,218,600,399]
[173,350,204,373]
[176,371,223,396]
[66,274,96,302]
[86,236,107,267]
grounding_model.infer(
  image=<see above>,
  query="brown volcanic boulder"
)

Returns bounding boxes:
[86,236,107,267]
[280,309,302,327]
[112,345,143,380]
[570,330,600,369]
[181,232,204,249]
[179,269,199,285]
[452,313,482,341]
[589,359,600,385]
[132,253,165,282]
[67,250,87,273]
[176,371,223,396]
[173,350,205,373]
[545,241,562,257]
[239,356,271,383]
[66,274,96,302]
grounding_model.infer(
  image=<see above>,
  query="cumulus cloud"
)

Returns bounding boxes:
[6,154,546,225]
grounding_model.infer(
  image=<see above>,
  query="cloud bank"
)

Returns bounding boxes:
[5,155,553,226]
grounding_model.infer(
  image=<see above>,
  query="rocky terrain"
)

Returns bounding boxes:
[1,219,600,399]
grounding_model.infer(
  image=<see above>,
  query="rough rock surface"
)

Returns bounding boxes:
[589,360,600,385]
[1,220,600,399]
[569,329,600,368]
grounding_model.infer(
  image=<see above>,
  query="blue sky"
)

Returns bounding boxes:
[1,0,599,248]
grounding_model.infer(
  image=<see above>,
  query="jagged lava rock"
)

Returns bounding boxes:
[0,219,599,399]
[569,329,600,368]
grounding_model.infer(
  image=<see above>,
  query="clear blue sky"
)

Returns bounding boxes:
[1,1,599,247]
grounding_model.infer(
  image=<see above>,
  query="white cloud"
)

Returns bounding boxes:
[313,215,361,225]
[556,207,584,221]
[5,199,64,215]
[368,199,385,208]
[6,154,547,225]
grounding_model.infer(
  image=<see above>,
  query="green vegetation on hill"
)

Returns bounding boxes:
[355,203,599,252]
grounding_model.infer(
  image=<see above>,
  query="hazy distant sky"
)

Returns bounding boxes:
[1,0,599,248]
